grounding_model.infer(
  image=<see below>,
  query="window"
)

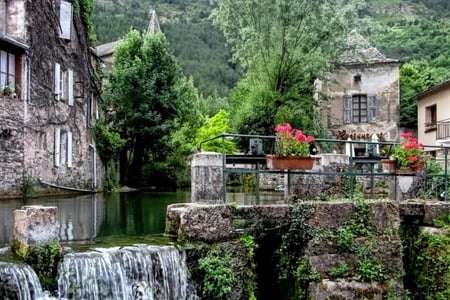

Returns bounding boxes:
[54,128,72,167]
[54,63,73,105]
[343,94,376,124]
[59,1,72,40]
[0,50,15,88]
[425,104,437,132]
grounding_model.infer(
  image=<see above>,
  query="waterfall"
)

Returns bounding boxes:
[0,262,44,300]
[57,244,198,300]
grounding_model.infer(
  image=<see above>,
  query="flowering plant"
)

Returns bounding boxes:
[391,132,427,171]
[274,123,315,157]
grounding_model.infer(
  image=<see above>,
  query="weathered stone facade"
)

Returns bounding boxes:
[318,31,401,144]
[0,1,104,198]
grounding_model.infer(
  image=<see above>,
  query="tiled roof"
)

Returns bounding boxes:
[338,30,399,64]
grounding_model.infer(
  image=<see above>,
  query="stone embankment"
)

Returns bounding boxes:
[166,200,450,299]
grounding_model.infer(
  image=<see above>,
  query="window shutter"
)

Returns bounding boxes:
[343,95,352,124]
[54,63,60,100]
[68,69,73,106]
[55,128,61,167]
[368,95,377,123]
[67,131,72,168]
[60,1,72,40]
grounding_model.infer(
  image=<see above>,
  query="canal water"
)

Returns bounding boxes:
[0,189,285,247]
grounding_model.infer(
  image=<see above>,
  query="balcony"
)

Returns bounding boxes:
[437,118,450,144]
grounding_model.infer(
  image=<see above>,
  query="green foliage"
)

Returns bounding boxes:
[19,171,37,199]
[336,225,355,252]
[240,235,258,300]
[195,109,237,153]
[294,259,320,299]
[103,162,120,191]
[105,29,184,186]
[22,241,62,292]
[93,120,126,165]
[407,226,450,298]
[356,258,388,282]
[212,0,360,136]
[329,263,349,278]
[198,249,237,299]
[418,157,447,199]
[93,1,239,98]
[74,0,96,44]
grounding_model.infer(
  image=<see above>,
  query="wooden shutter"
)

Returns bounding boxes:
[60,1,72,40]
[54,128,60,167]
[368,95,377,123]
[67,131,72,168]
[343,95,352,124]
[68,69,73,106]
[54,63,60,100]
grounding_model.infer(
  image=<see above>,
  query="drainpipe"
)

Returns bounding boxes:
[89,144,97,190]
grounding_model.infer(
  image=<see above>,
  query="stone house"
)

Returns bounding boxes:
[0,0,103,198]
[317,31,402,155]
[416,78,450,156]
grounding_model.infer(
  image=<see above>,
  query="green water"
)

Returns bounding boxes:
[98,191,190,238]
[0,189,284,248]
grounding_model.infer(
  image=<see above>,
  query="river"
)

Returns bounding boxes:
[0,189,285,247]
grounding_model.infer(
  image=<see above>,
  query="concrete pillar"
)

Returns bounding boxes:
[13,205,59,251]
[191,152,224,204]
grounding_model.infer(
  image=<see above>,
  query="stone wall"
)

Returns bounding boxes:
[0,1,104,197]
[0,96,24,198]
[167,200,450,299]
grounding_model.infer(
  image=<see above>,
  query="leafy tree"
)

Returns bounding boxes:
[211,0,362,135]
[105,29,181,186]
[144,76,206,188]
[195,109,237,153]
[399,60,449,128]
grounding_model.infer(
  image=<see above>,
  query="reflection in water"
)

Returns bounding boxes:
[0,191,190,247]
[0,190,284,247]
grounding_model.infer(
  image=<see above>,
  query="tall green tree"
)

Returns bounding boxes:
[105,29,181,186]
[211,0,362,136]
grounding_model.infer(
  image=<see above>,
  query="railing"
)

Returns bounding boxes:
[198,133,450,202]
[437,118,450,141]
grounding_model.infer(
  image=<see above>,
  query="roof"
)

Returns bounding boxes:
[415,78,450,100]
[95,39,122,57]
[338,30,400,65]
[95,9,161,58]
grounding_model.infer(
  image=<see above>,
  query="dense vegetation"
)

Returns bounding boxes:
[93,0,450,188]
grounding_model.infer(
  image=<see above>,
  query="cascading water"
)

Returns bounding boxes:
[0,262,44,299]
[57,244,198,300]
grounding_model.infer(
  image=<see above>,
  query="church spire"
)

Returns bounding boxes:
[147,7,161,34]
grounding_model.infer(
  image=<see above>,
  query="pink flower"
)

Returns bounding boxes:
[401,132,413,138]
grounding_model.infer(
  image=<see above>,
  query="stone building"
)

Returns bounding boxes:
[317,30,402,149]
[0,0,103,198]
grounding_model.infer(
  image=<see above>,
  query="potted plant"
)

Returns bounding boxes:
[2,85,12,96]
[390,132,427,173]
[266,123,315,170]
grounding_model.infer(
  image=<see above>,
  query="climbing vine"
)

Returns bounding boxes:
[73,0,96,44]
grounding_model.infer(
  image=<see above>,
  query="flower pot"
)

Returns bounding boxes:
[381,159,397,173]
[266,155,315,170]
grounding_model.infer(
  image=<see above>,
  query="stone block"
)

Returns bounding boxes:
[13,205,59,249]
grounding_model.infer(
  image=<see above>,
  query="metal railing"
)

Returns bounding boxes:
[199,133,450,202]
[437,118,450,140]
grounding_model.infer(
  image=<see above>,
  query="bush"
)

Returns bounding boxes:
[198,249,237,299]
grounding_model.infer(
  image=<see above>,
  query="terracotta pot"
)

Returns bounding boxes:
[266,155,315,170]
[381,159,397,173]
